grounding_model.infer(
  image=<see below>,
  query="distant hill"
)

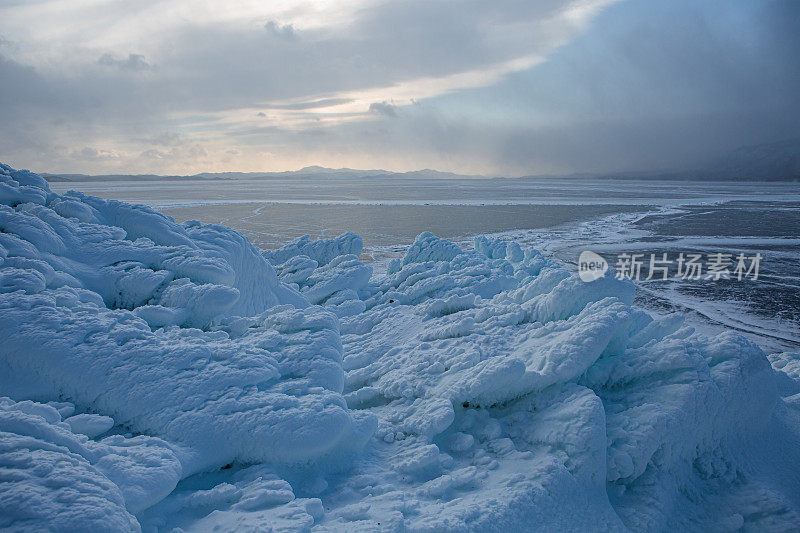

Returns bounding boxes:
[41,173,222,182]
[189,167,472,180]
[42,166,481,183]
[192,166,394,180]
[40,141,800,183]
[375,169,467,179]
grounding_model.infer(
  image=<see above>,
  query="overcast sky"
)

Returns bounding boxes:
[1,0,797,175]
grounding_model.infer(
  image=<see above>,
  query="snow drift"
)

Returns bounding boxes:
[1,163,799,531]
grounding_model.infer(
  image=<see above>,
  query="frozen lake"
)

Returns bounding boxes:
[51,176,800,352]
[50,176,798,209]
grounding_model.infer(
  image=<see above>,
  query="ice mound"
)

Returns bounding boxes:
[309,232,797,530]
[2,163,800,531]
[267,231,371,318]
[0,397,179,531]
[0,164,374,518]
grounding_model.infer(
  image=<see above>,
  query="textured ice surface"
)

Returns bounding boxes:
[0,163,373,473]
[0,397,179,531]
[1,163,799,531]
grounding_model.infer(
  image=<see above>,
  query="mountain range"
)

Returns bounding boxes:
[42,140,800,182]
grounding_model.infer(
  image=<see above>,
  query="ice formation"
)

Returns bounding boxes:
[1,163,799,531]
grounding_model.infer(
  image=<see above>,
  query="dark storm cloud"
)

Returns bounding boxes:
[297,0,800,174]
[497,0,800,172]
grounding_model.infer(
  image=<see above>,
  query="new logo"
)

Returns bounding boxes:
[578,250,608,282]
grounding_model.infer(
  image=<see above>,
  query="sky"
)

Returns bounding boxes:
[0,0,798,176]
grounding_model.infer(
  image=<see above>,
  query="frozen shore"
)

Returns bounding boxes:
[2,163,800,531]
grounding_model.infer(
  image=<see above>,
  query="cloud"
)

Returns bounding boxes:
[1,0,619,174]
[263,98,354,111]
[264,21,297,41]
[136,132,187,146]
[140,143,207,161]
[1,0,796,175]
[98,53,153,71]
[369,101,397,117]
[71,147,122,162]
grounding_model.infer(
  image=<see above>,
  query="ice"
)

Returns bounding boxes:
[64,413,114,438]
[0,164,374,524]
[264,231,363,267]
[0,396,180,530]
[267,233,371,318]
[2,163,799,530]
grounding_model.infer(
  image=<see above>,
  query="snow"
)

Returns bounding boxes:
[1,162,800,531]
[0,396,180,530]
[64,413,115,438]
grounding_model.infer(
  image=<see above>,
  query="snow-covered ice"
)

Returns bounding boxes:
[2,163,800,531]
